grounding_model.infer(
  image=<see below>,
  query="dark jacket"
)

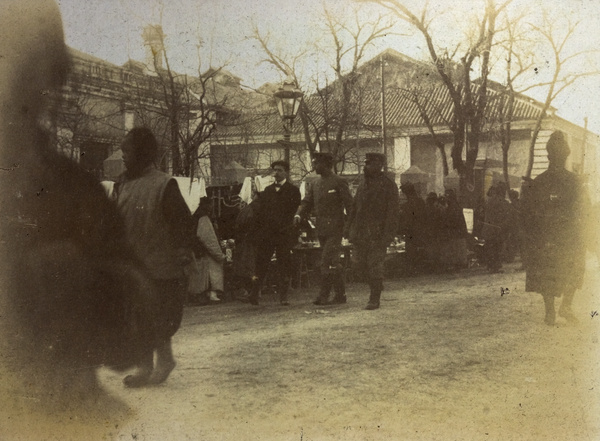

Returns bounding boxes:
[256,181,301,241]
[481,194,511,240]
[299,173,353,237]
[522,167,588,293]
[115,166,194,280]
[442,200,468,240]
[399,195,427,246]
[346,173,400,244]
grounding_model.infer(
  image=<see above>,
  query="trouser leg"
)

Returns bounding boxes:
[275,240,292,303]
[314,272,333,305]
[366,278,383,310]
[148,338,176,385]
[330,238,346,303]
[250,242,275,304]
[315,234,342,305]
[363,242,386,310]
[331,272,346,304]
[542,294,556,325]
[558,289,578,323]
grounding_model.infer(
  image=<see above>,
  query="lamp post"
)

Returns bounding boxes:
[273,76,303,164]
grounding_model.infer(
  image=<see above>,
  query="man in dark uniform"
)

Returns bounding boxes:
[250,160,301,305]
[294,153,354,305]
[346,153,400,310]
[522,130,589,325]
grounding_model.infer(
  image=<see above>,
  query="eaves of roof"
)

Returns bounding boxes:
[215,82,547,139]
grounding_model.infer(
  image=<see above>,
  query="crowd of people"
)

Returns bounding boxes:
[399,185,470,274]
[188,146,591,325]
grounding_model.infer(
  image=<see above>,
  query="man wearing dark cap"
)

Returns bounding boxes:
[521,130,589,325]
[294,153,354,305]
[346,153,399,309]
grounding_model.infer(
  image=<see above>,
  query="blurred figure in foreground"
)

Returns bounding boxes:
[0,0,160,437]
[114,127,195,387]
[522,130,589,326]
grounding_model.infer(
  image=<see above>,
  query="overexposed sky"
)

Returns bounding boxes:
[56,0,600,133]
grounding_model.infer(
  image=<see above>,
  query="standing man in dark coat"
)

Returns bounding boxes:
[399,182,427,274]
[482,183,511,273]
[294,153,354,305]
[346,153,400,310]
[115,127,195,386]
[522,130,589,326]
[250,161,301,305]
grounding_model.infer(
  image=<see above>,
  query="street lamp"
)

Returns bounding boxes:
[273,76,303,164]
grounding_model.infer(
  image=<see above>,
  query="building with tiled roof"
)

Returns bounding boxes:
[210,48,598,204]
[55,26,257,181]
[57,39,598,203]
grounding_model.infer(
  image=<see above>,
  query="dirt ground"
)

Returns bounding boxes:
[91,260,598,441]
[5,261,600,440]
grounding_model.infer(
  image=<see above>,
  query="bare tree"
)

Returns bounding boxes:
[361,0,511,198]
[517,11,600,178]
[486,6,535,185]
[51,87,96,161]
[252,5,395,173]
[139,25,225,178]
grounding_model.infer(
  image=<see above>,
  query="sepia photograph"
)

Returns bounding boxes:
[1,0,599,439]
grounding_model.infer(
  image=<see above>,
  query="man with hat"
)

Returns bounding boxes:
[250,160,301,305]
[346,153,400,309]
[294,153,354,305]
[521,130,589,325]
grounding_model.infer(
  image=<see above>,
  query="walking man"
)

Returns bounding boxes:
[522,130,589,325]
[115,127,195,386]
[294,153,353,305]
[251,160,301,305]
[346,153,399,310]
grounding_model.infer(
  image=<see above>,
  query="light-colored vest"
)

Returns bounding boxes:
[117,167,182,280]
